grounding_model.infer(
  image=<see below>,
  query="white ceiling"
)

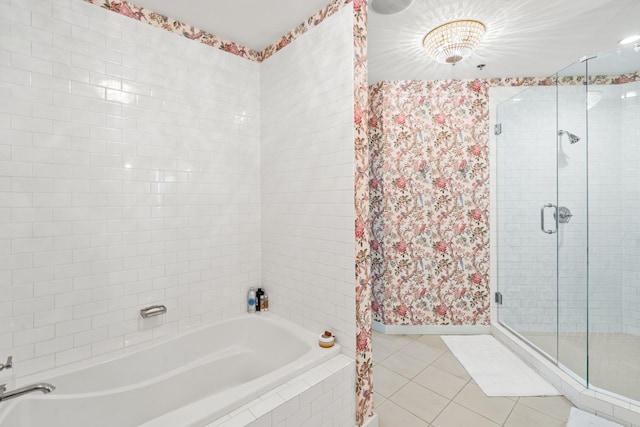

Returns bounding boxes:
[129,0,640,83]
[132,0,331,51]
[368,0,640,83]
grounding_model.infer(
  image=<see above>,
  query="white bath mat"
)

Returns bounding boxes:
[566,408,623,427]
[441,335,561,396]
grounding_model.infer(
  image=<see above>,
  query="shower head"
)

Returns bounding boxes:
[558,129,580,144]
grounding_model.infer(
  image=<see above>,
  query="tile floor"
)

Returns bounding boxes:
[373,331,574,427]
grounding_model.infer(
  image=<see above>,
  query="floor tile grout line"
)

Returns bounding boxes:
[447,379,515,426]
[388,341,473,425]
[380,338,443,425]
[515,396,573,423]
[501,398,520,426]
[374,333,575,427]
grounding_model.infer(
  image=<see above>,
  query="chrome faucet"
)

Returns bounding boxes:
[0,383,55,402]
[0,356,12,372]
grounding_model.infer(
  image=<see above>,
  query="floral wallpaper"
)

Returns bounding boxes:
[262,0,351,61]
[486,72,640,87]
[84,0,262,61]
[369,80,491,326]
[352,2,373,426]
[368,72,640,328]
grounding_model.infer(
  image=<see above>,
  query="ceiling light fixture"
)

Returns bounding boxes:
[370,0,414,15]
[619,34,640,45]
[423,20,486,65]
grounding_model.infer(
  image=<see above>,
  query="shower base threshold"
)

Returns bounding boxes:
[522,331,640,403]
[492,324,640,427]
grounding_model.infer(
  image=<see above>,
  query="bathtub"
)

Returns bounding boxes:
[0,313,341,427]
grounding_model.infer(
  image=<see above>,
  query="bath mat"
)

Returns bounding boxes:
[566,408,623,427]
[441,335,561,396]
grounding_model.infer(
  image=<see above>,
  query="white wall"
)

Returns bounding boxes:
[1,0,261,377]
[260,7,356,357]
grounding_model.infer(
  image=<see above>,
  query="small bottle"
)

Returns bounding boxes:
[256,288,264,312]
[247,288,256,313]
[262,290,268,312]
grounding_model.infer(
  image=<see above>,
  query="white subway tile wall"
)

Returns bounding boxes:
[260,7,356,357]
[2,0,262,376]
[496,83,640,334]
[621,81,640,335]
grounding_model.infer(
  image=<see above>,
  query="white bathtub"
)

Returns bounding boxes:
[0,313,341,427]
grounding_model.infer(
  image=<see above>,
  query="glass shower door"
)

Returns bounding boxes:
[498,43,640,405]
[496,83,559,362]
[556,62,588,385]
[584,45,640,402]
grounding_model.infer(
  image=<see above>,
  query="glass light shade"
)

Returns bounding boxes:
[370,0,414,15]
[423,20,486,65]
[587,91,603,110]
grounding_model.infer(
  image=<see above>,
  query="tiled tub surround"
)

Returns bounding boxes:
[2,0,261,376]
[209,355,355,427]
[2,0,365,425]
[261,4,356,362]
[85,0,375,424]
[0,313,344,426]
[260,3,373,421]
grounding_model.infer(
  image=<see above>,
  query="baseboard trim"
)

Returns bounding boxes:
[372,321,491,335]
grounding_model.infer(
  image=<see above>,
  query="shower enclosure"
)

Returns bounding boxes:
[496,43,640,403]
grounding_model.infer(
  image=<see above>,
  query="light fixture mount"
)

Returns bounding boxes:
[423,20,486,65]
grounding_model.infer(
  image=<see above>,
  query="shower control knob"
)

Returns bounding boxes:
[555,206,573,224]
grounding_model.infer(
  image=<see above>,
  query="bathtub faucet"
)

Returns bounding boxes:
[0,383,56,402]
[0,356,11,372]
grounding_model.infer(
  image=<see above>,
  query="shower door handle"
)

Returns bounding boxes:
[540,203,558,234]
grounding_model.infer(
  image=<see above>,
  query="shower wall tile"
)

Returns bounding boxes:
[497,86,587,333]
[260,7,356,357]
[497,83,640,335]
[1,0,261,376]
[621,81,640,335]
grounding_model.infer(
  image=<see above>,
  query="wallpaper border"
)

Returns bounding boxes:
[83,0,350,62]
